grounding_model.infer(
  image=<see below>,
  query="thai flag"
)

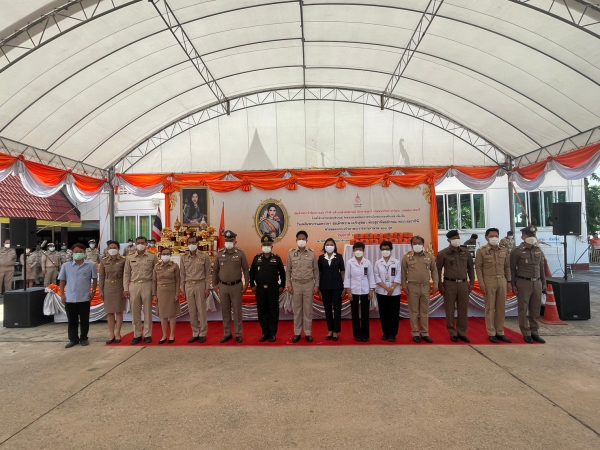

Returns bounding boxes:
[217,202,225,249]
[152,207,162,241]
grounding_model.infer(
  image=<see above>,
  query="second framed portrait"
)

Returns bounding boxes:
[254,199,288,242]
[181,187,209,226]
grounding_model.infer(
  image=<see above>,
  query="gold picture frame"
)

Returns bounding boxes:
[254,198,288,242]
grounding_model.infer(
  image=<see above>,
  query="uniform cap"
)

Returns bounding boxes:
[223,230,237,240]
[88,239,96,243]
[446,230,460,239]
[261,234,274,244]
[520,226,536,237]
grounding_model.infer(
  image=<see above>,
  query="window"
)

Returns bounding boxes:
[437,193,486,230]
[114,215,154,243]
[513,190,566,228]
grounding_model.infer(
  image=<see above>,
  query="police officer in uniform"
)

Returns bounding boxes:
[20,248,40,288]
[475,228,512,343]
[123,239,136,257]
[0,239,17,294]
[401,236,438,343]
[85,239,100,263]
[42,242,62,286]
[59,243,71,264]
[437,230,475,342]
[286,230,319,343]
[510,227,546,344]
[180,235,211,343]
[124,236,158,344]
[250,235,286,342]
[500,231,516,253]
[99,240,126,344]
[213,230,249,343]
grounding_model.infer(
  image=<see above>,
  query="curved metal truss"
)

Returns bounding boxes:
[113,86,509,173]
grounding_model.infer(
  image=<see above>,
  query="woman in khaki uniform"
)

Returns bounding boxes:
[99,240,126,344]
[153,248,181,344]
[20,248,41,288]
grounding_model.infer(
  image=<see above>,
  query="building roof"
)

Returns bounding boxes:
[0,175,81,223]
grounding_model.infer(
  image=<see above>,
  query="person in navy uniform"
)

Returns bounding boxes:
[249,235,286,342]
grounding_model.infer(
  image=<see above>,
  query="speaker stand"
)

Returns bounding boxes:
[563,235,568,281]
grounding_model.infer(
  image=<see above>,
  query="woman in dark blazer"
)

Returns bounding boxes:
[318,238,345,341]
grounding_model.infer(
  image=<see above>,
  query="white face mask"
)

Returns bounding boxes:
[61,246,67,251]
[488,237,500,246]
[381,249,391,258]
[136,244,146,252]
[525,237,537,245]
[108,249,119,256]
[297,239,307,248]
[188,244,198,252]
[224,242,234,250]
[450,239,461,248]
[160,255,171,263]
[325,245,335,254]
[412,245,424,253]
[262,246,272,254]
[89,243,96,249]
[48,246,55,252]
[354,250,364,258]
[26,249,31,254]
[3,243,9,248]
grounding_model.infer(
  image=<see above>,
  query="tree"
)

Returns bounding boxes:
[585,176,600,235]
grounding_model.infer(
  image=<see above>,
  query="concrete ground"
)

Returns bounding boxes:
[1,271,599,449]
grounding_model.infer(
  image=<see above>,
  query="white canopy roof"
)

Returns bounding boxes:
[1,0,599,173]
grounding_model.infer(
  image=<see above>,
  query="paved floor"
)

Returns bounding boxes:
[1,271,599,449]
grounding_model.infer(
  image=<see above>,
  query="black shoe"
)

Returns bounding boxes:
[422,336,433,343]
[412,336,422,343]
[188,336,199,344]
[381,335,388,341]
[531,334,546,344]
[362,337,369,343]
[259,335,268,343]
[291,335,301,343]
[496,335,512,343]
[305,336,313,343]
[168,339,175,344]
[450,336,459,342]
[159,338,167,344]
[220,335,232,343]
[198,336,206,343]
[524,335,534,344]
[268,335,276,342]
[80,339,89,346]
[331,335,339,341]
[131,337,142,345]
[65,341,78,349]
[458,335,470,343]
[114,338,121,344]
[105,338,116,345]
[387,336,397,342]
[235,336,243,344]
[143,337,152,344]
[488,336,499,343]
[325,335,333,341]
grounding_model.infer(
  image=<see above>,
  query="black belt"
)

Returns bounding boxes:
[517,275,540,281]
[220,280,241,286]
[444,277,467,283]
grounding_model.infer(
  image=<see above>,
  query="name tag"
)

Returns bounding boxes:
[364,267,368,276]
[391,267,396,277]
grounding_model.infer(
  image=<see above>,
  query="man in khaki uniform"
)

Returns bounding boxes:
[437,229,475,343]
[510,226,546,344]
[181,235,212,343]
[59,243,71,264]
[122,239,136,257]
[0,239,17,294]
[42,243,62,286]
[500,231,516,253]
[401,236,438,343]
[213,230,249,343]
[286,230,319,343]
[85,239,100,263]
[124,236,158,344]
[475,227,512,343]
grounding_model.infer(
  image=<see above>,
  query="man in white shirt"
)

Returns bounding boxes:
[344,242,376,342]
[374,240,402,342]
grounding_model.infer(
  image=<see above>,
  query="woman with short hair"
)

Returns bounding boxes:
[318,238,345,341]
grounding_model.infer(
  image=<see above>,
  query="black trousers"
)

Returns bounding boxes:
[377,293,401,338]
[256,285,280,337]
[321,288,343,332]
[65,301,90,343]
[351,294,370,339]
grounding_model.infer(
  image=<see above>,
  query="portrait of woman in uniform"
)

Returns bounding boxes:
[254,199,287,242]
[181,187,209,226]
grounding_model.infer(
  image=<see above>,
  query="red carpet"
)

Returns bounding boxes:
[112,318,525,347]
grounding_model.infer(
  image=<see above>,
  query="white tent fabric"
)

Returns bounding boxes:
[0,0,599,172]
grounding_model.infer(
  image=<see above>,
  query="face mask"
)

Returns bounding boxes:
[4,243,9,248]
[61,246,66,251]
[48,246,55,252]
[488,237,500,246]
[354,250,364,258]
[297,240,307,248]
[525,237,537,245]
[188,244,198,252]
[412,245,424,253]
[26,249,31,254]
[262,246,272,254]
[381,250,391,258]
[136,244,146,252]
[508,236,514,240]
[450,239,461,248]
[224,242,234,250]
[161,255,171,263]
[73,253,85,261]
[108,249,119,256]
[89,243,96,249]
[149,243,155,248]
[128,243,133,247]
[325,245,335,254]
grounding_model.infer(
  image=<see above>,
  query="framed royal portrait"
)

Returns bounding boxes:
[181,187,209,226]
[254,199,288,242]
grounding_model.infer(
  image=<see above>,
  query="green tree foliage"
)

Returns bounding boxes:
[585,176,600,234]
